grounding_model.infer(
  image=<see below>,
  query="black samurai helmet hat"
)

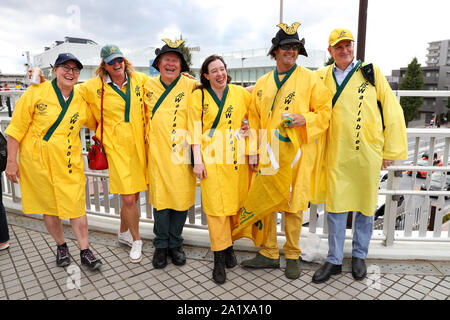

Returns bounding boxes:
[152,38,190,73]
[268,22,308,57]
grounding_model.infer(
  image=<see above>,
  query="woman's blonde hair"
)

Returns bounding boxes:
[94,57,135,80]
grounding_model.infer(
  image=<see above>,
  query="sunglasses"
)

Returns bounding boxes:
[279,44,301,51]
[106,57,124,66]
[59,64,81,75]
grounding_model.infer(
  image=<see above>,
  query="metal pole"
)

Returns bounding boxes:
[280,0,283,23]
[241,57,246,86]
[357,0,368,61]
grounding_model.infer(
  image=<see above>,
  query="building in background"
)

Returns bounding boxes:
[390,39,450,125]
[426,40,450,67]
[33,37,156,82]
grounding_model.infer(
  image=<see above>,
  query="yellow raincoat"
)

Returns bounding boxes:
[316,63,408,216]
[5,80,96,219]
[187,84,251,216]
[144,74,197,211]
[78,72,149,194]
[248,65,332,213]
[231,118,299,246]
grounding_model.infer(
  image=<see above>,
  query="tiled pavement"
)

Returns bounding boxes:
[0,211,449,301]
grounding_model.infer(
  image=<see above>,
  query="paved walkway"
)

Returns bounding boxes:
[0,211,449,301]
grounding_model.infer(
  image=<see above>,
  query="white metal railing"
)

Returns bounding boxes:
[380,90,450,245]
[1,90,450,248]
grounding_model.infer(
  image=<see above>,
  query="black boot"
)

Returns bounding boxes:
[152,248,168,269]
[213,250,226,284]
[224,246,237,268]
[351,257,367,280]
[169,246,186,266]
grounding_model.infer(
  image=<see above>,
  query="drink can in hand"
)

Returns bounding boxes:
[30,67,42,86]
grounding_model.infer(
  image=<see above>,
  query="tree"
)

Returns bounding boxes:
[325,56,334,66]
[399,57,424,126]
[178,34,196,77]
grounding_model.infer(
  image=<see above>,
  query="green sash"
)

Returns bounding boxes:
[151,74,181,120]
[267,64,297,141]
[43,78,74,141]
[206,85,229,138]
[108,74,131,122]
[332,60,361,107]
[269,64,297,114]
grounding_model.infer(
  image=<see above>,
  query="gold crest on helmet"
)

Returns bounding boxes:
[276,22,301,35]
[161,38,185,48]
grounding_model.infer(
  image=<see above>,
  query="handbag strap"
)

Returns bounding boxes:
[100,80,104,147]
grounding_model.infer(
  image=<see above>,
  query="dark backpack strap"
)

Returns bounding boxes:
[377,100,385,131]
[360,63,375,86]
[361,62,385,130]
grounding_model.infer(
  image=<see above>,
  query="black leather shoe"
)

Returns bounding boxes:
[224,246,237,268]
[152,248,168,269]
[169,247,186,266]
[312,262,342,284]
[213,251,226,284]
[352,257,367,280]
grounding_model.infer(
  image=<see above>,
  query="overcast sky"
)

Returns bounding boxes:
[0,0,449,76]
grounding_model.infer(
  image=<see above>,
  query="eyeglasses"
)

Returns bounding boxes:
[279,44,300,51]
[59,64,81,74]
[106,57,124,66]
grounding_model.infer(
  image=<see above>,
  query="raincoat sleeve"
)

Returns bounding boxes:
[240,87,252,156]
[300,73,332,144]
[374,65,408,160]
[187,88,203,145]
[76,82,93,104]
[248,82,262,156]
[83,101,97,131]
[142,79,153,144]
[5,87,35,142]
[242,86,252,115]
[140,73,150,85]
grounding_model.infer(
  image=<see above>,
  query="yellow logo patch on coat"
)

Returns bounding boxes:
[36,103,48,114]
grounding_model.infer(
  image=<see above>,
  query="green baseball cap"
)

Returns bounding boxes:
[100,44,124,64]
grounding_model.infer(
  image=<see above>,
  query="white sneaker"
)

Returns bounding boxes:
[0,242,9,250]
[118,230,133,247]
[129,240,143,263]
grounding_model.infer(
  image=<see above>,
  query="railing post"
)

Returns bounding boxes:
[308,203,318,233]
[383,161,402,246]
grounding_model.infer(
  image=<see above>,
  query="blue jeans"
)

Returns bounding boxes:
[326,211,373,265]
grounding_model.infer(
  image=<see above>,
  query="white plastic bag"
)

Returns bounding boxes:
[299,230,328,264]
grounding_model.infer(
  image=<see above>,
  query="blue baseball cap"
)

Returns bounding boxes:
[52,53,83,69]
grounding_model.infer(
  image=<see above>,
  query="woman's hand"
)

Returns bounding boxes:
[5,136,20,183]
[249,154,258,172]
[5,159,20,183]
[193,163,207,180]
[181,72,196,80]
[239,119,249,138]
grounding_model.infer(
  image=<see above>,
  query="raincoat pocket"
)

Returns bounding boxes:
[363,121,383,149]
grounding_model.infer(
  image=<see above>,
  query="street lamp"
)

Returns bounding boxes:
[241,57,246,86]
[280,0,283,23]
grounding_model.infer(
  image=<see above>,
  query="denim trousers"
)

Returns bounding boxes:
[153,208,188,249]
[326,211,373,265]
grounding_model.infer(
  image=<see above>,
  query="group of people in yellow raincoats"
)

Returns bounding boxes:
[4,21,408,287]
